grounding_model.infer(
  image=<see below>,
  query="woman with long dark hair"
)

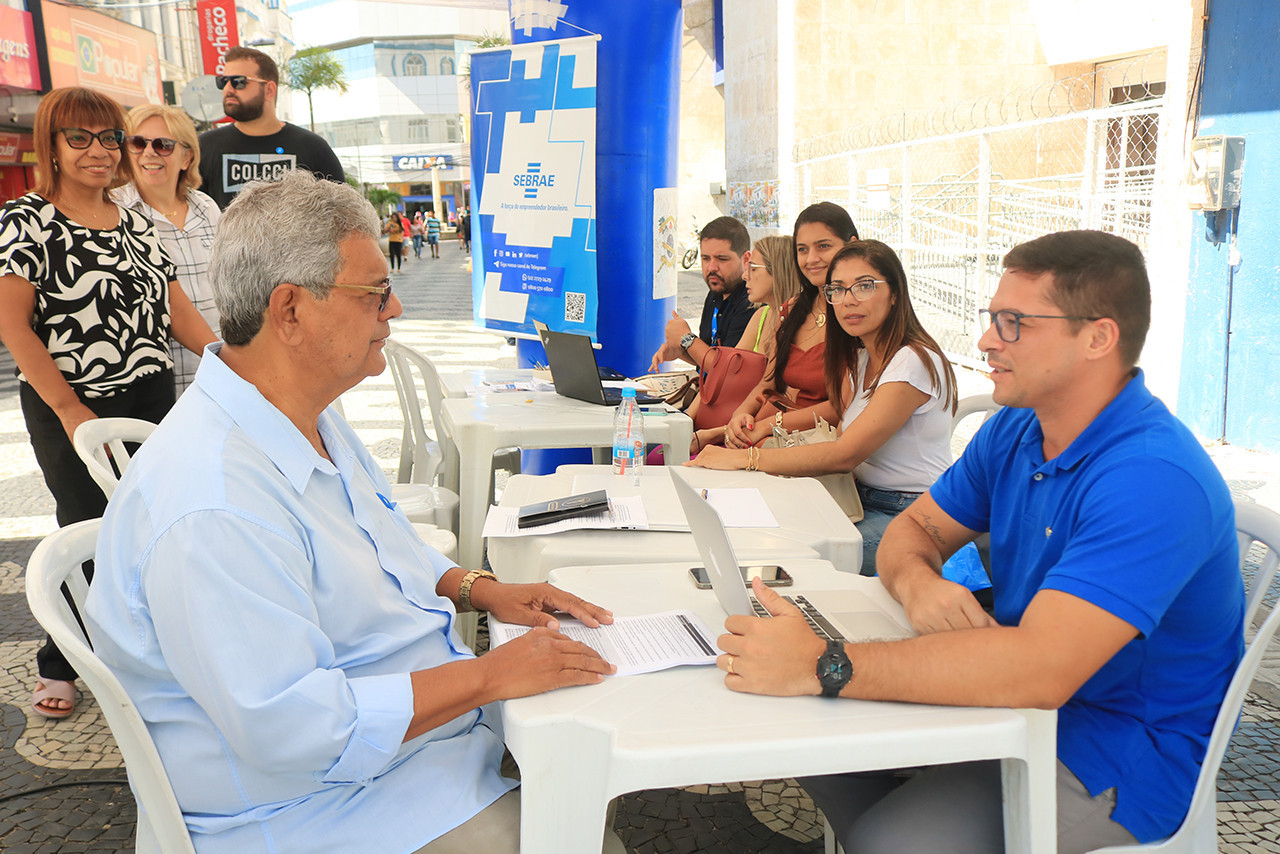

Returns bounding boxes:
[723,202,858,448]
[689,239,958,574]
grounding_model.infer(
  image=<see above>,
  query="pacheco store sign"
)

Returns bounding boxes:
[36,0,162,107]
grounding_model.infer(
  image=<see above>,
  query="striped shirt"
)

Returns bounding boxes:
[114,186,222,394]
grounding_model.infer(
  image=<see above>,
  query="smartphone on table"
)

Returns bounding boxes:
[688,565,792,589]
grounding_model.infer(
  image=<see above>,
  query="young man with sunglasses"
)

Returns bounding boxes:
[198,46,344,209]
[717,230,1244,853]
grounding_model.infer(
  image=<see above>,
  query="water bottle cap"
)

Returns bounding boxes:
[622,387,637,398]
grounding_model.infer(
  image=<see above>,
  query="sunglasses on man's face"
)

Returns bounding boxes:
[125,135,186,157]
[215,74,268,91]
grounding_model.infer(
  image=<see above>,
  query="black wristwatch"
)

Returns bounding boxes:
[816,640,853,698]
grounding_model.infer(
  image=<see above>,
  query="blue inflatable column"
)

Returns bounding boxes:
[509,1,683,473]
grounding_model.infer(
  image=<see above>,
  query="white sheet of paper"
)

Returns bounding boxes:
[489,609,720,676]
[481,496,650,538]
[703,488,778,527]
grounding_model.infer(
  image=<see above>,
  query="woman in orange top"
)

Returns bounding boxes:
[722,202,859,447]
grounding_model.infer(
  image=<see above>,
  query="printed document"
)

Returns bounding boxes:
[482,495,649,537]
[489,610,721,676]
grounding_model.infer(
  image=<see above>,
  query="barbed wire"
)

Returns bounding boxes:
[794,50,1168,161]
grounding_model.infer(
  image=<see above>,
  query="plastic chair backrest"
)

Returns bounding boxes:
[24,519,196,854]
[383,339,443,485]
[72,418,159,500]
[949,393,1001,461]
[1088,498,1280,853]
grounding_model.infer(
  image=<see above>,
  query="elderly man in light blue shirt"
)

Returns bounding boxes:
[86,170,615,854]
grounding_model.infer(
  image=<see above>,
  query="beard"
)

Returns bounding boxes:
[224,95,265,122]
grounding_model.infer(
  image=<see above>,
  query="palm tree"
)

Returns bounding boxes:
[288,47,349,132]
[365,188,402,217]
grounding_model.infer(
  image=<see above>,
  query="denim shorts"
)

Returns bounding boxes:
[853,483,922,576]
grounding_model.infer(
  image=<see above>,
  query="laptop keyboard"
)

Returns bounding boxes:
[751,594,847,642]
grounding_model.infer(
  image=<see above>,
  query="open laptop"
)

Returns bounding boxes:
[671,470,914,643]
[538,327,665,406]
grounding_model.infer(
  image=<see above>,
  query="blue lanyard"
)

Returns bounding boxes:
[710,305,720,346]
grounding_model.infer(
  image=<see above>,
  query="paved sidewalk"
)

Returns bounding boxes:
[1,245,1278,852]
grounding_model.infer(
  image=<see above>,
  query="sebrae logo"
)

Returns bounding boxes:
[513,161,555,199]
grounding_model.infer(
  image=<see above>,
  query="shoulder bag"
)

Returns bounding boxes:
[695,346,768,431]
[761,415,864,522]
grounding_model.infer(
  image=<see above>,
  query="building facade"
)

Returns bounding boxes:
[288,0,508,222]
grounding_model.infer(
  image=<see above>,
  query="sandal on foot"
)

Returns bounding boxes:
[32,679,76,719]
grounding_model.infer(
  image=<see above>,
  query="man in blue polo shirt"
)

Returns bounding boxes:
[715,230,1243,853]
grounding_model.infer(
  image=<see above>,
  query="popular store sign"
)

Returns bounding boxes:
[39,0,161,107]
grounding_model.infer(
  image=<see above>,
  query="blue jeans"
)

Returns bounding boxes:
[854,484,920,576]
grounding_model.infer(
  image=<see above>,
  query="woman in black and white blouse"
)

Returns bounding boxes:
[0,87,216,720]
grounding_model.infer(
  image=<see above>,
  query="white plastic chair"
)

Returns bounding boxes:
[25,518,196,854]
[386,337,521,502]
[1088,498,1280,854]
[949,392,1001,461]
[72,417,158,499]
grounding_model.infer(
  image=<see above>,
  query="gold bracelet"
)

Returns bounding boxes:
[458,568,497,612]
[745,446,760,472]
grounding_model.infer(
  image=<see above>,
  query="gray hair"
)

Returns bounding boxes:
[210,170,380,345]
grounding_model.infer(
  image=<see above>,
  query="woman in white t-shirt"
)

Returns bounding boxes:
[689,239,957,574]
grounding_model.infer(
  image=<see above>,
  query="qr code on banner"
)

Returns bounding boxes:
[564,292,586,323]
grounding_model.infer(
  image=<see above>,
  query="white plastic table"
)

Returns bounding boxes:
[441,395,694,570]
[502,561,1057,854]
[488,465,863,582]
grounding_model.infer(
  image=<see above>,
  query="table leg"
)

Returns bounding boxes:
[665,419,693,464]
[457,436,498,570]
[1001,708,1058,854]
[510,717,614,853]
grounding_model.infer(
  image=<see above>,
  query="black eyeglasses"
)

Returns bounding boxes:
[58,128,125,150]
[125,135,188,157]
[824,277,886,303]
[216,74,268,91]
[331,279,394,312]
[978,308,1102,343]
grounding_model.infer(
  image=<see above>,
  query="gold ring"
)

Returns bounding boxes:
[726,655,736,675]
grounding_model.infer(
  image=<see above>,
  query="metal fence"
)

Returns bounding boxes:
[793,59,1166,366]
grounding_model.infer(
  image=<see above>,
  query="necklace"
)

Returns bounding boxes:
[55,198,114,229]
[811,310,826,328]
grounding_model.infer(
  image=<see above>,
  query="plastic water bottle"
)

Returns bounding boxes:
[612,387,644,486]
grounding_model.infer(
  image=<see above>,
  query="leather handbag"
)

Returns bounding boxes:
[761,416,864,522]
[695,346,768,430]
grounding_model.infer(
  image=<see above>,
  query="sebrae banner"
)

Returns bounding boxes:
[468,36,598,339]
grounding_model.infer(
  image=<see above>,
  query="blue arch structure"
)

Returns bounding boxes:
[503,0,683,471]
[1179,1,1280,451]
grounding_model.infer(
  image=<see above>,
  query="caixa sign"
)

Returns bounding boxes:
[392,154,453,172]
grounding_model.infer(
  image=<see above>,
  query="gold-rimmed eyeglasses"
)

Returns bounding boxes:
[331,279,393,312]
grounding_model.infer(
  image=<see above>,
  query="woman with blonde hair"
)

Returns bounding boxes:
[687,234,804,453]
[0,87,216,718]
[115,103,221,392]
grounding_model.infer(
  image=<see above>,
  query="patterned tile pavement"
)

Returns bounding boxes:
[1,244,1277,852]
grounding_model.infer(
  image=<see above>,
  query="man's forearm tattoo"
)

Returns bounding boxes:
[917,511,947,547]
